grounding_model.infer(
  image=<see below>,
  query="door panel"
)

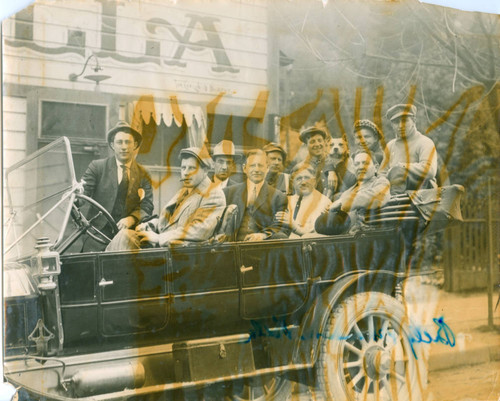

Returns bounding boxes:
[239,241,308,319]
[101,299,169,336]
[59,256,98,344]
[169,245,240,338]
[98,251,169,336]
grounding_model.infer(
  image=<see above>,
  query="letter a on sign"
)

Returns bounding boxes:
[148,14,239,73]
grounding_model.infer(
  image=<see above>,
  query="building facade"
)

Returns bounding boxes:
[3,0,278,209]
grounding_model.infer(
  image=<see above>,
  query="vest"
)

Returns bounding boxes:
[111,175,129,221]
[236,207,259,241]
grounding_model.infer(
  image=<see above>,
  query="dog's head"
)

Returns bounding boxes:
[329,137,349,160]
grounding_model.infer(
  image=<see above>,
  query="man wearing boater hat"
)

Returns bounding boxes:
[380,104,437,195]
[210,140,244,188]
[106,147,225,250]
[81,120,153,251]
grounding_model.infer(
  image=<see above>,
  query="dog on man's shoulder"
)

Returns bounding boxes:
[324,137,356,200]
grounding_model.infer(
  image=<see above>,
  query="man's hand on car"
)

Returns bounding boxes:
[244,233,267,242]
[136,230,160,246]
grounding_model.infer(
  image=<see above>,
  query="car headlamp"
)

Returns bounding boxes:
[31,237,61,291]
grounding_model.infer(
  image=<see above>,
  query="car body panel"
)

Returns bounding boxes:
[3,137,464,399]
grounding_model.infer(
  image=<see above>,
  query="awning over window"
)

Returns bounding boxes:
[127,97,207,150]
[127,97,208,166]
[131,101,206,129]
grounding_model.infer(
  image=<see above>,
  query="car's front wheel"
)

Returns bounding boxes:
[316,292,426,401]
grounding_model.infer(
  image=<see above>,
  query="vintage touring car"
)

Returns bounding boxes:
[3,137,464,400]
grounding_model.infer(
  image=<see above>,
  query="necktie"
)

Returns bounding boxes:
[121,165,129,187]
[293,195,303,220]
[248,185,257,207]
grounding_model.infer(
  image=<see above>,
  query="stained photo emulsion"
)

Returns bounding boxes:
[2,0,499,400]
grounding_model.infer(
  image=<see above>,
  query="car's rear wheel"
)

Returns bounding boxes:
[229,374,292,401]
[316,292,426,401]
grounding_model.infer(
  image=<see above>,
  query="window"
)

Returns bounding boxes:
[40,101,106,140]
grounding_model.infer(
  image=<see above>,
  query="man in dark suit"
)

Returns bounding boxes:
[223,149,290,241]
[81,121,154,251]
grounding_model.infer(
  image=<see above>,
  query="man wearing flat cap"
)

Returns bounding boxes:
[380,104,437,195]
[81,120,153,251]
[353,119,385,165]
[106,147,225,250]
[294,127,330,194]
[211,140,244,188]
[263,142,290,194]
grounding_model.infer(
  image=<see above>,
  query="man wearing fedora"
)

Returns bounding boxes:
[81,121,153,251]
[380,104,437,195]
[210,140,244,188]
[263,142,290,194]
[106,147,225,250]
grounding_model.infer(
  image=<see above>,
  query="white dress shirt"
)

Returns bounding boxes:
[288,190,331,238]
[115,159,132,184]
[246,180,265,205]
[214,176,229,189]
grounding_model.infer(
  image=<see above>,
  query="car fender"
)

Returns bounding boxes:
[292,270,405,366]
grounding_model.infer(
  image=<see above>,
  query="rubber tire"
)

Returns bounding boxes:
[316,292,427,401]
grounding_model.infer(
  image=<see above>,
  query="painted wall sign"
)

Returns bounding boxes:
[3,0,268,103]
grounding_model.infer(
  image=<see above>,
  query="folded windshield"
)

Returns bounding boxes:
[4,137,76,261]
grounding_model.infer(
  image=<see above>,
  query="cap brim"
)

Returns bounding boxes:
[389,111,414,120]
[180,151,212,169]
[264,147,286,157]
[212,153,243,161]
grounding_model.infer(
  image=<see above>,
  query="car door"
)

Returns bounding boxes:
[238,239,309,320]
[97,249,170,337]
[168,243,241,340]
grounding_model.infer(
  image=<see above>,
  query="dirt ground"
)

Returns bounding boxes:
[426,361,500,401]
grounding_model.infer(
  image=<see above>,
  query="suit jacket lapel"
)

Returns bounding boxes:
[127,161,139,196]
[253,183,268,211]
[107,157,119,194]
[234,184,247,228]
[170,189,195,223]
[159,188,184,231]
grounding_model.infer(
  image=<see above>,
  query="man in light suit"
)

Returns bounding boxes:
[275,163,331,238]
[223,149,290,241]
[81,121,153,251]
[106,147,225,250]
